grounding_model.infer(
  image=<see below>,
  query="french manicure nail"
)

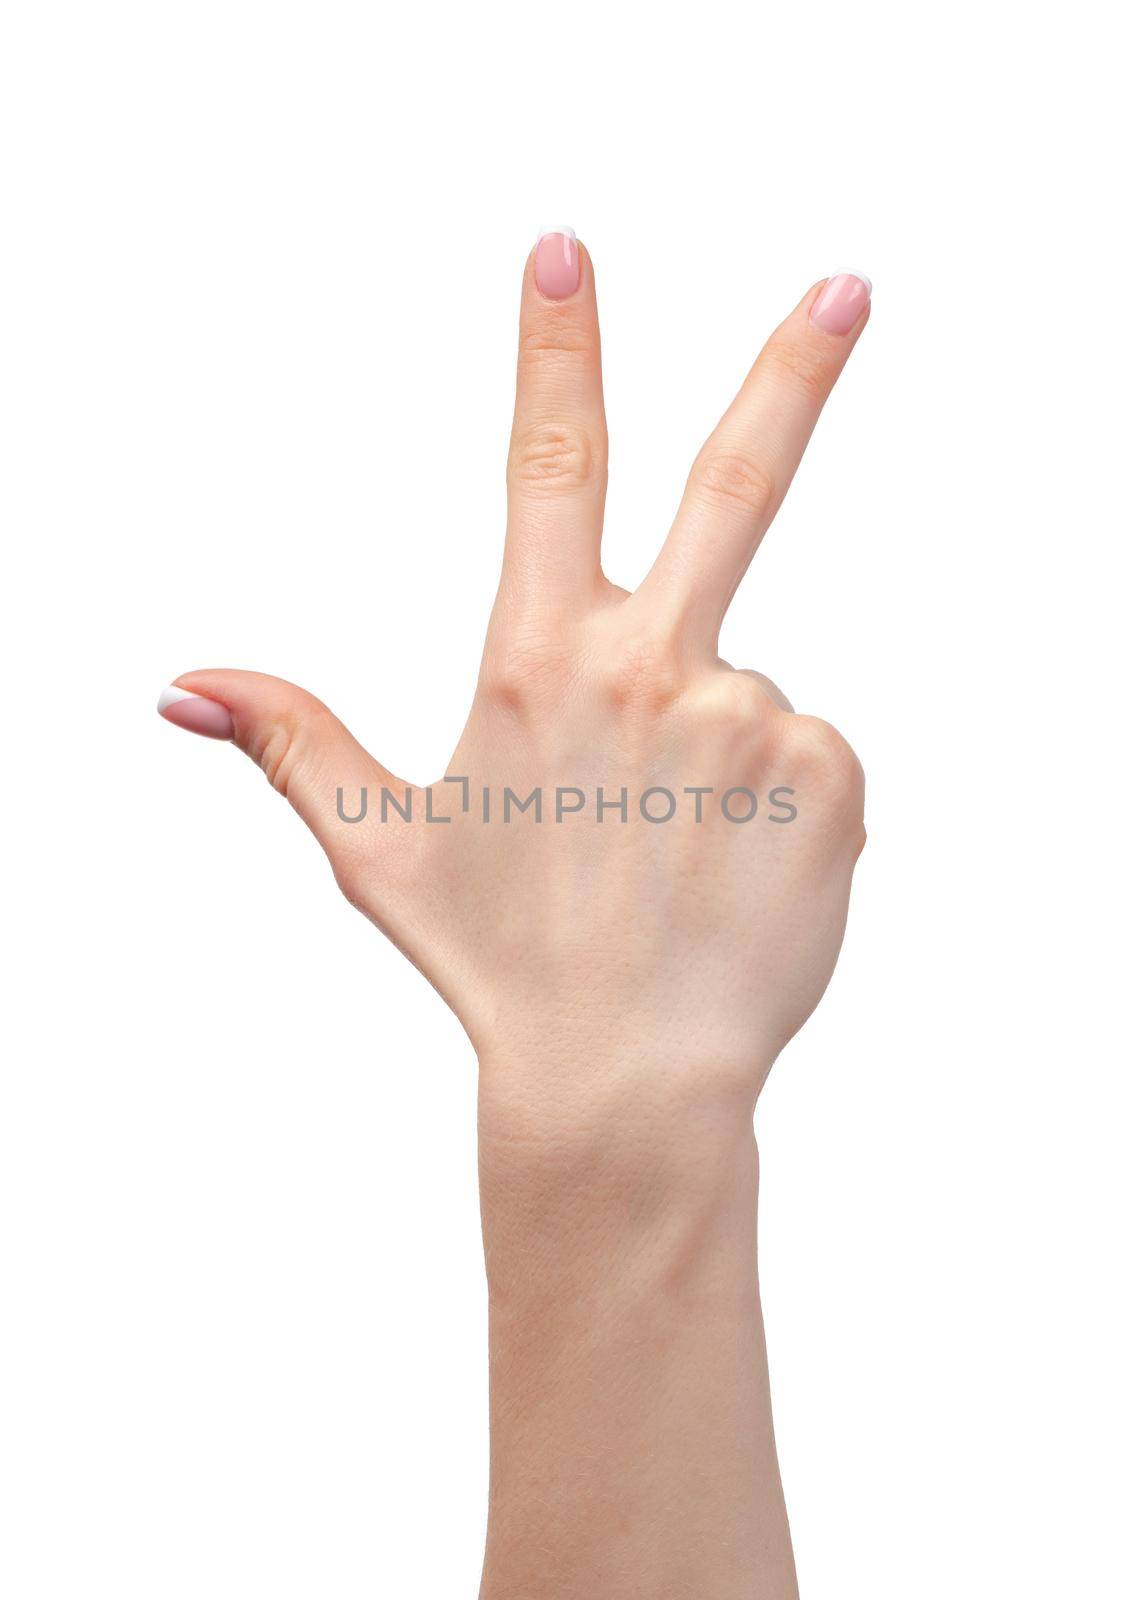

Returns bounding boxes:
[810,272,872,335]
[157,685,234,740]
[535,227,580,300]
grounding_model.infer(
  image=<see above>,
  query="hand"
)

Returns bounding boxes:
[158,239,868,1107]
[158,233,871,1598]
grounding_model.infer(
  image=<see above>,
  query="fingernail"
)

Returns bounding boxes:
[535,227,580,300]
[810,272,872,335]
[157,685,234,740]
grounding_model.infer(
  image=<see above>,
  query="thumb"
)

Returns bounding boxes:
[156,668,401,872]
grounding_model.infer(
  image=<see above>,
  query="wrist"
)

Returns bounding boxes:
[477,1054,764,1311]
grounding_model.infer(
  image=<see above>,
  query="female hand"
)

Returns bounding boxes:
[158,236,868,1096]
[158,232,871,1598]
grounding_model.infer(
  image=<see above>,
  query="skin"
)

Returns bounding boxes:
[167,242,868,1597]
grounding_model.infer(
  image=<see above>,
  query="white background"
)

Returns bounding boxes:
[2,3,1121,1595]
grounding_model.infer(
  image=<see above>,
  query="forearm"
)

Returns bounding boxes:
[477,1064,797,1600]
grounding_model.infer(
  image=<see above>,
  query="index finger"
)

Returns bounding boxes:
[502,230,609,613]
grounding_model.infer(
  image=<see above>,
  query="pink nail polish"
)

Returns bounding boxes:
[157,685,234,740]
[535,227,580,300]
[810,272,872,335]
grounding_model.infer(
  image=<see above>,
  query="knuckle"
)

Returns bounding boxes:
[253,720,303,798]
[761,335,832,402]
[480,632,570,712]
[691,450,774,520]
[681,676,780,764]
[507,423,600,494]
[479,660,533,713]
[252,703,335,799]
[520,325,597,362]
[691,672,770,728]
[788,716,865,805]
[739,669,792,713]
[599,631,685,712]
[732,674,777,722]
